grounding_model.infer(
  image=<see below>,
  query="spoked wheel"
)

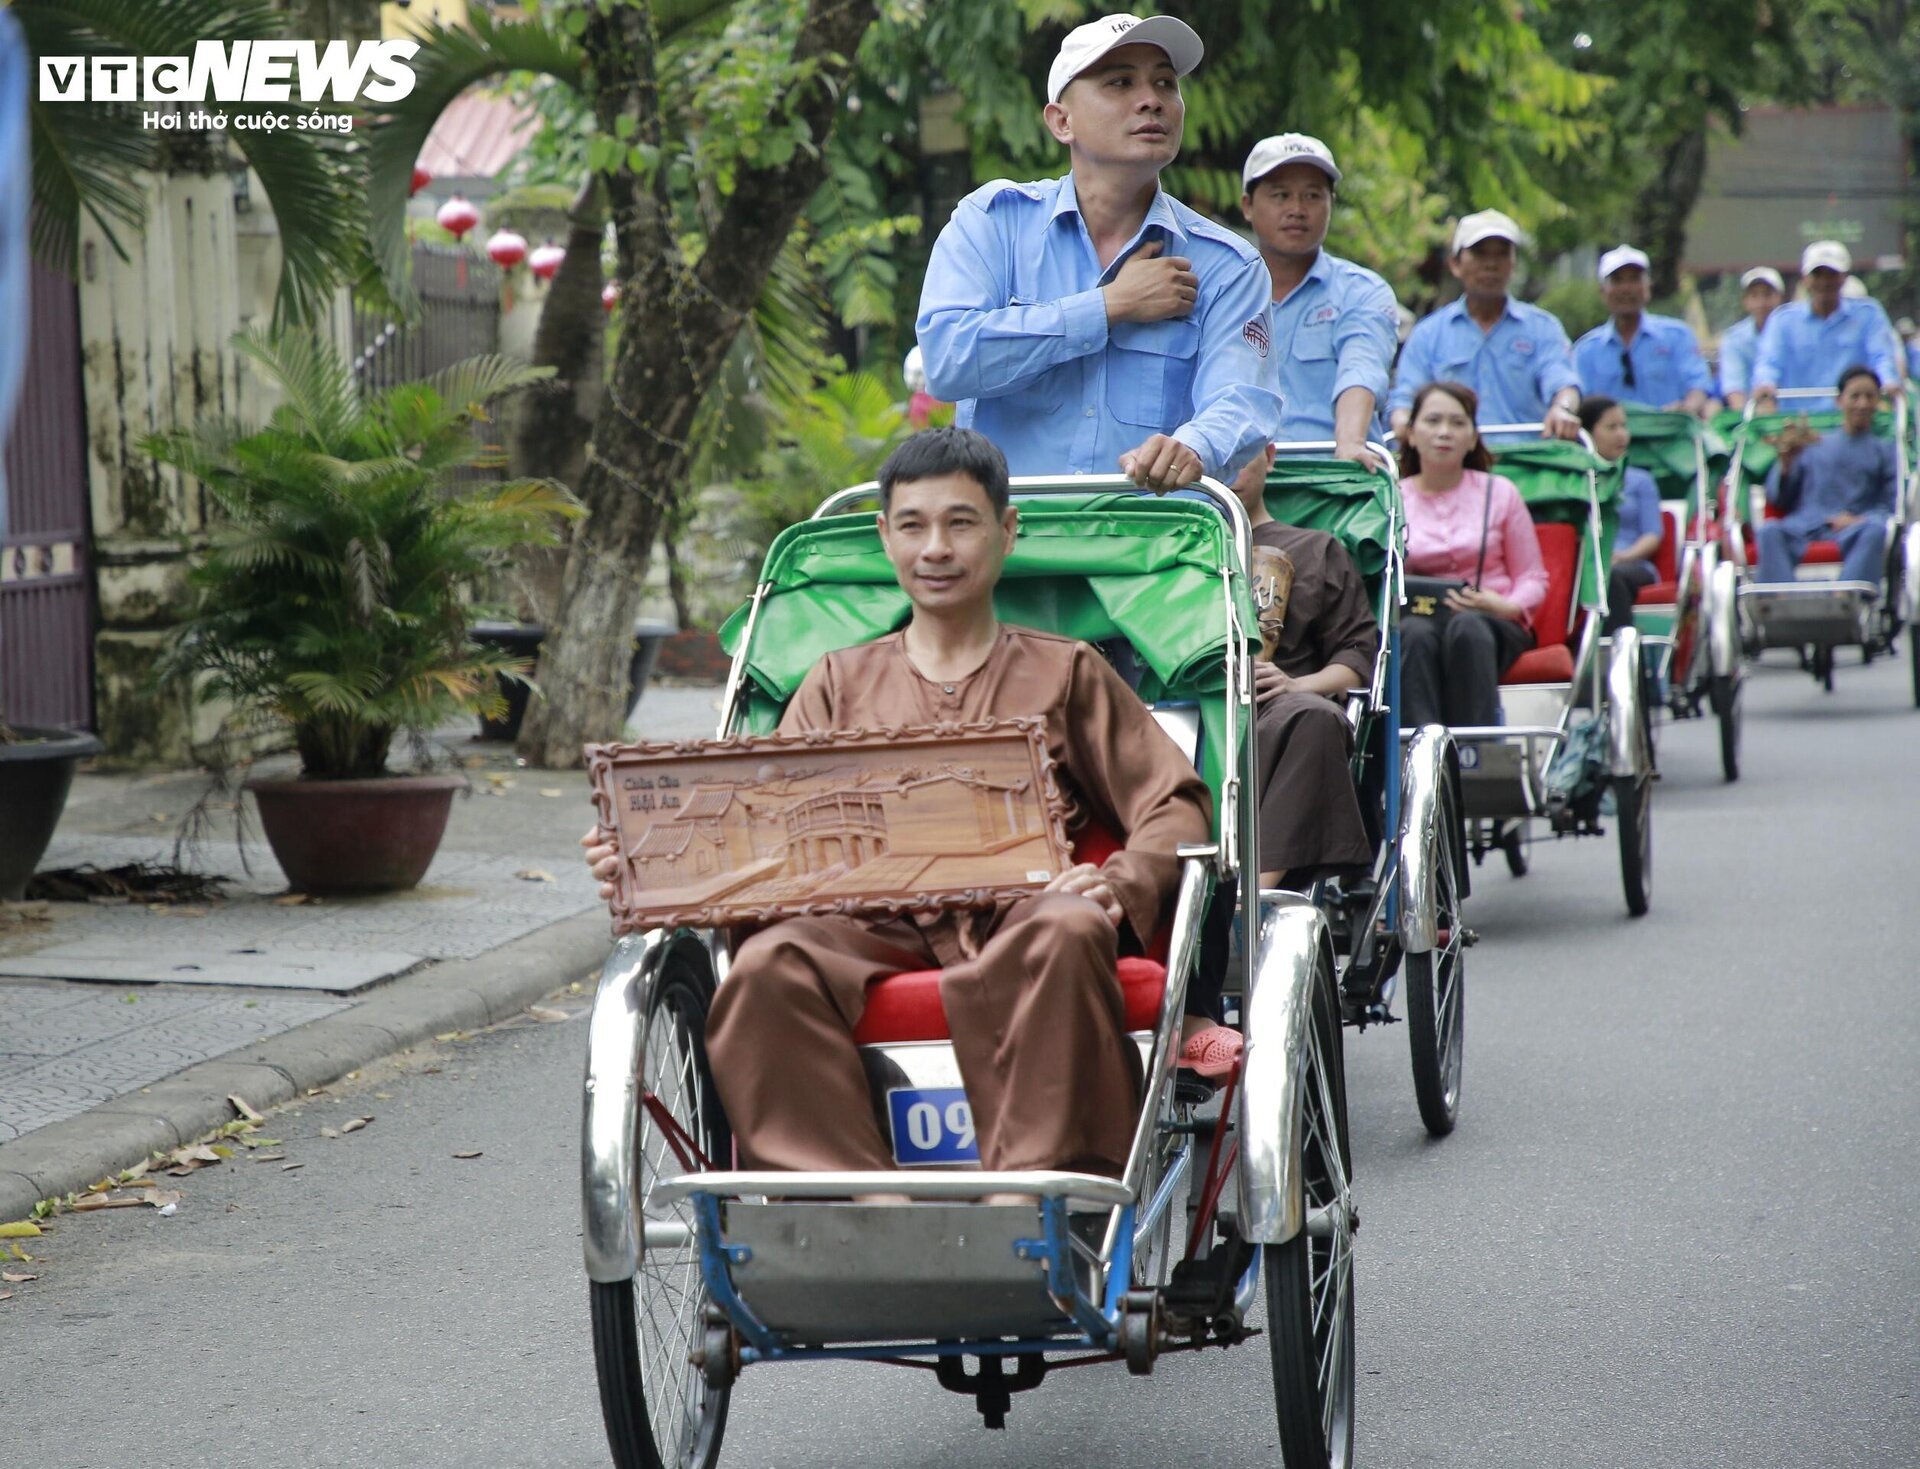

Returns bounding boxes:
[1709,673,1741,783]
[1614,772,1653,918]
[1134,1070,1192,1289]
[590,963,732,1469]
[1265,956,1355,1469]
[1405,783,1465,1138]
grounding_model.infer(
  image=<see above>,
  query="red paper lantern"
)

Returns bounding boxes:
[436,194,480,241]
[409,163,432,197]
[528,242,566,282]
[601,281,620,312]
[485,229,528,269]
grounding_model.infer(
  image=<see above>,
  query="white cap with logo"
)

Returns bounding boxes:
[1242,133,1341,188]
[1801,240,1852,275]
[1451,209,1526,255]
[1046,14,1204,105]
[1740,266,1785,293]
[1597,244,1651,280]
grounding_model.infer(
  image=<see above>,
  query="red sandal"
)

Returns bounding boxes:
[1178,1024,1244,1079]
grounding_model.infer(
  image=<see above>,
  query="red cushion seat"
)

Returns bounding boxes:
[1800,540,1842,565]
[1636,580,1679,606]
[852,817,1171,1045]
[853,955,1168,1044]
[1500,644,1576,684]
[1651,507,1679,584]
[1500,521,1578,687]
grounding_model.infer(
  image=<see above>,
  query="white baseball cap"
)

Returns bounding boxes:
[1242,133,1341,188]
[1842,275,1868,299]
[1801,239,1851,275]
[1739,266,1785,293]
[1451,209,1526,255]
[1597,244,1651,280]
[1046,14,1204,105]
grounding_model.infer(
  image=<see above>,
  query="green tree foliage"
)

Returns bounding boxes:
[146,331,582,778]
[1533,1,1811,294]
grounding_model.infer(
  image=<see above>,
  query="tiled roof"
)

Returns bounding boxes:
[418,90,538,181]
[631,825,695,859]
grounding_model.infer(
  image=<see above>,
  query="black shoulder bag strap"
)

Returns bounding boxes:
[1472,469,1496,590]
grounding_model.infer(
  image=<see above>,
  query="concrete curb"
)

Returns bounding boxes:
[0,909,616,1225]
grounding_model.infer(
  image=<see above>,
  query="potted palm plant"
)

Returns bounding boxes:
[145,329,583,893]
[0,719,105,901]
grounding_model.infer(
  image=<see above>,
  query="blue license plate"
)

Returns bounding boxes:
[886,1087,979,1166]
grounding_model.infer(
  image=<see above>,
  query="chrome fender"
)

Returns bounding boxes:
[581,928,710,1284]
[1706,556,1741,680]
[1236,895,1334,1246]
[1607,625,1650,779]
[1397,724,1457,956]
[1901,521,1920,628]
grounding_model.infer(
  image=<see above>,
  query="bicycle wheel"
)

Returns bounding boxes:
[590,961,732,1469]
[1709,673,1741,783]
[1264,955,1356,1469]
[1615,772,1652,918]
[1405,781,1465,1137]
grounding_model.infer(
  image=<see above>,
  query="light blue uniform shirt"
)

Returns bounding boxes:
[1716,316,1763,399]
[916,175,1282,481]
[0,10,29,540]
[1573,312,1713,407]
[1753,298,1903,402]
[1269,250,1398,444]
[1389,295,1580,426]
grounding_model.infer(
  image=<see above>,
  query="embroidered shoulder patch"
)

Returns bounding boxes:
[1243,317,1271,357]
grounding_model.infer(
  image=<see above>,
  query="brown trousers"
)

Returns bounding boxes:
[1256,691,1373,877]
[705,893,1140,1176]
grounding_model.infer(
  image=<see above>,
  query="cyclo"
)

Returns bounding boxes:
[581,478,1359,1469]
[1262,447,1470,1140]
[1442,427,1654,917]
[1722,388,1918,697]
[1620,406,1744,781]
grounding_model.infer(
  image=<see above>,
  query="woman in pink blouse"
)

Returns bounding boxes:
[1397,380,1548,728]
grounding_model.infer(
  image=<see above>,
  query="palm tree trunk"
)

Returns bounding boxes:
[515,0,877,767]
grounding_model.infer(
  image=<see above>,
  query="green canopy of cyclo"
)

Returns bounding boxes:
[1622,405,1728,506]
[1259,458,1400,584]
[1490,439,1622,611]
[716,494,1258,827]
[1713,406,1902,517]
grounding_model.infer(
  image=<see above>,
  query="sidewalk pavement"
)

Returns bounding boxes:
[0,683,727,1223]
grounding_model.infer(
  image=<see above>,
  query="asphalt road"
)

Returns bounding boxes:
[9,652,1919,1468]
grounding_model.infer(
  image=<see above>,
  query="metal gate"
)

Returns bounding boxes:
[1,256,92,731]
[351,244,503,392]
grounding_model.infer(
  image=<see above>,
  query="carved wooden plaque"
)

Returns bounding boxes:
[585,718,1072,934]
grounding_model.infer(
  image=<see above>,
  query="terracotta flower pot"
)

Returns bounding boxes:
[0,727,105,901]
[245,773,465,894]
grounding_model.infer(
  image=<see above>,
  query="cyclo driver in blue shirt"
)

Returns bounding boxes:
[1572,245,1715,415]
[915,13,1281,491]
[1236,132,1398,468]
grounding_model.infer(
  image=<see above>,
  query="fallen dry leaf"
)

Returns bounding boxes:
[1,1271,35,1283]
[514,868,556,883]
[281,1162,304,1172]
[229,1095,264,1123]
[538,787,564,798]
[146,1191,182,1210]
[252,1153,286,1163]
[319,1127,339,1139]
[339,1116,372,1134]
[526,1005,569,1023]
[273,893,311,906]
[433,1032,466,1044]
[0,1292,11,1302]
[452,1150,483,1160]
[69,1195,147,1212]
[374,1092,392,1101]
